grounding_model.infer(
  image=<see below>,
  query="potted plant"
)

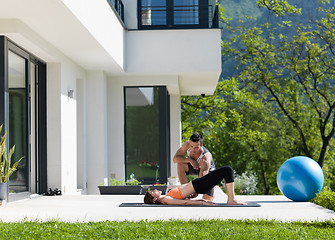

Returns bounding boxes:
[0,125,23,201]
[98,173,143,195]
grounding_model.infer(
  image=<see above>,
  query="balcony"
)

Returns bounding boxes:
[137,0,219,30]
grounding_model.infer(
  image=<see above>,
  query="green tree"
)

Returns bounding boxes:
[181,0,335,193]
[222,1,335,168]
[256,0,301,16]
[181,79,297,194]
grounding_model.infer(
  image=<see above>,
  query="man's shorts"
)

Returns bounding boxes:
[186,163,215,197]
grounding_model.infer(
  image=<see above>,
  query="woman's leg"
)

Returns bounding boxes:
[191,166,234,194]
[191,166,246,205]
[225,182,247,205]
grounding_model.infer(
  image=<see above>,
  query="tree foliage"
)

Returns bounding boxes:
[257,0,301,16]
[181,0,335,193]
[182,79,297,194]
[222,1,335,168]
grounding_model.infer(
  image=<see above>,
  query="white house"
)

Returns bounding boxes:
[0,0,221,201]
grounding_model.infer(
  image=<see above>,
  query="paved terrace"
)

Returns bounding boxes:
[0,187,334,222]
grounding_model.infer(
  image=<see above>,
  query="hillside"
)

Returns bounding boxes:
[219,0,335,78]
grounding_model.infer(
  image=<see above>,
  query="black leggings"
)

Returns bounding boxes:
[191,166,234,194]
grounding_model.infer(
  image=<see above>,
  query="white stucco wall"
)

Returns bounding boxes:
[125,29,221,95]
[126,29,221,73]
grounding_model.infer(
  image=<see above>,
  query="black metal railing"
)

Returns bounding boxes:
[107,0,124,23]
[139,4,219,29]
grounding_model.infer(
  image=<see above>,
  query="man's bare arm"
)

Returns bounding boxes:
[199,152,212,178]
[173,141,190,164]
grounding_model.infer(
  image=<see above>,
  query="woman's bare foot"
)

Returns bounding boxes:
[227,198,247,205]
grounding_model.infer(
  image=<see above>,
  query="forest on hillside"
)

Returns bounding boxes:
[181,0,335,195]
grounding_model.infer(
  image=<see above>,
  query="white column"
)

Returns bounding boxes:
[47,62,79,195]
[169,94,182,178]
[60,64,78,195]
[107,78,125,181]
[86,71,108,194]
[47,63,62,190]
[76,78,87,194]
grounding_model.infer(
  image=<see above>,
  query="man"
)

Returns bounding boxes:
[173,133,216,201]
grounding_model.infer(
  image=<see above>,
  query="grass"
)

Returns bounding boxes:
[0,219,334,239]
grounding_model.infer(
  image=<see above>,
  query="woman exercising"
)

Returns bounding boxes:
[144,166,246,205]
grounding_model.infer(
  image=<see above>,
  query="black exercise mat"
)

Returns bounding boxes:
[119,202,261,207]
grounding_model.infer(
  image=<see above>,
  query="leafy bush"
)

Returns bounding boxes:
[234,171,258,195]
[311,187,335,211]
[109,173,141,186]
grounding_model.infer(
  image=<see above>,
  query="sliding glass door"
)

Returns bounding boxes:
[8,50,29,194]
[0,36,47,202]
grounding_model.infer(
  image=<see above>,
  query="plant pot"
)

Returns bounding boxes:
[0,182,7,201]
[98,185,143,195]
[141,185,168,195]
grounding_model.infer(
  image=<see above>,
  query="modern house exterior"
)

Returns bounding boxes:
[0,0,221,202]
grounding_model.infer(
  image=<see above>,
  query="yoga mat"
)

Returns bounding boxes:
[119,202,261,207]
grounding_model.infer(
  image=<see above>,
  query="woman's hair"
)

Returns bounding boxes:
[144,191,155,204]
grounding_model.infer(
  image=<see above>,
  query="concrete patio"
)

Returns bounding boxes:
[0,187,334,223]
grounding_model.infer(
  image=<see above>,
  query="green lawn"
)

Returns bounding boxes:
[0,219,334,239]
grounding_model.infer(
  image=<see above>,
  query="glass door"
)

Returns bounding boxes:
[124,86,170,184]
[8,50,30,196]
[0,36,47,202]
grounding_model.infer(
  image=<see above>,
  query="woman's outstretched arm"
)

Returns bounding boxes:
[161,196,216,206]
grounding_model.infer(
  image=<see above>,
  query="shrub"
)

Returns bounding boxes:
[233,171,258,195]
[311,186,335,211]
[109,173,141,186]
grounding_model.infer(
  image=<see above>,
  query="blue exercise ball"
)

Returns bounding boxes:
[277,156,324,202]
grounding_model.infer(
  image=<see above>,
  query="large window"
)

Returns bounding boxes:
[138,0,218,29]
[124,86,170,184]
